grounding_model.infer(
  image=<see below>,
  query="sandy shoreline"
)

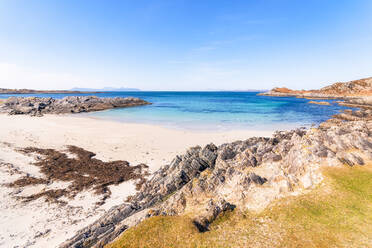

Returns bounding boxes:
[0,114,274,172]
[0,114,274,248]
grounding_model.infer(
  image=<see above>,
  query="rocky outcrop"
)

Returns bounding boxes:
[337,96,372,109]
[260,76,372,99]
[61,115,372,247]
[0,96,150,116]
[320,77,372,96]
[308,101,331,106]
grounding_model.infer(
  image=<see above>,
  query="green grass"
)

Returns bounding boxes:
[107,165,372,248]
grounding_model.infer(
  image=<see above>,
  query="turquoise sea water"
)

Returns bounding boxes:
[0,92,349,131]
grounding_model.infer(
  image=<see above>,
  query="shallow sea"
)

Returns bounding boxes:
[0,91,349,131]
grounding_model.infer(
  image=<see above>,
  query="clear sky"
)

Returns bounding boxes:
[0,0,371,91]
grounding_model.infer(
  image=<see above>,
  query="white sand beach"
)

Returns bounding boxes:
[0,114,274,248]
[0,114,274,171]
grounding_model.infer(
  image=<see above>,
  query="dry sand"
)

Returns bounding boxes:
[0,114,274,248]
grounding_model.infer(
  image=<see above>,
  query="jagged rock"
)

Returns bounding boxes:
[0,96,150,116]
[60,115,372,247]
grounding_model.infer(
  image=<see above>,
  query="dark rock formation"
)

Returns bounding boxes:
[0,96,150,116]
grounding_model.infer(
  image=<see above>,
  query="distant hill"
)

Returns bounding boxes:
[260,76,372,98]
[70,87,140,92]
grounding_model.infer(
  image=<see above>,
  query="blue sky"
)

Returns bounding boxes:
[0,0,371,90]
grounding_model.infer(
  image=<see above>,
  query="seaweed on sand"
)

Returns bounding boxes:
[8,145,149,203]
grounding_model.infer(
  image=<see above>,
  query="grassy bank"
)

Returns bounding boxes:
[107,165,372,248]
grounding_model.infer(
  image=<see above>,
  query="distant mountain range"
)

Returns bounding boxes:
[70,87,141,92]
[0,88,97,94]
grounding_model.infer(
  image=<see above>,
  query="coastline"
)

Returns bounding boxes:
[1,80,369,247]
[0,113,274,248]
[0,114,275,171]
[65,101,372,247]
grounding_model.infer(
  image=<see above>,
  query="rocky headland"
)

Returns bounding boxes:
[259,76,372,99]
[0,96,150,116]
[60,105,372,247]
[261,76,372,111]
